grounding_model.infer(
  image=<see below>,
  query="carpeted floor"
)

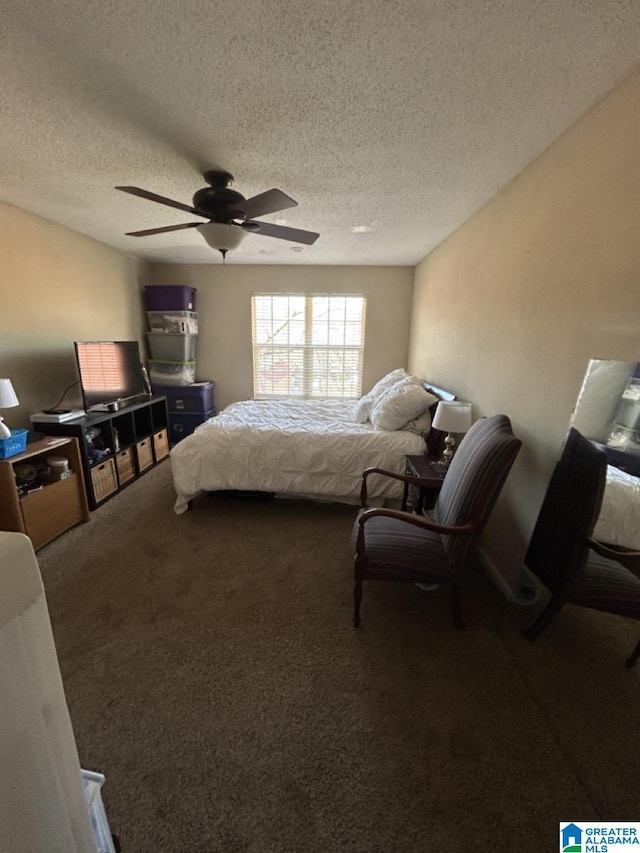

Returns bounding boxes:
[36,460,640,853]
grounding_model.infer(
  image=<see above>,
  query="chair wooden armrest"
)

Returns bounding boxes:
[358,506,476,535]
[589,538,640,575]
[355,506,477,555]
[359,466,434,507]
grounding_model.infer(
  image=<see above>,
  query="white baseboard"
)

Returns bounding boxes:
[476,545,539,606]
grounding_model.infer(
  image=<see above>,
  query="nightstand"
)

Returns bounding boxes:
[401,455,446,514]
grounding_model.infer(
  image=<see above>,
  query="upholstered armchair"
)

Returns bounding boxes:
[523,427,640,667]
[351,414,522,629]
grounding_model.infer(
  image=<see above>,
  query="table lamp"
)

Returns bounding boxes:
[432,400,472,468]
[0,378,19,438]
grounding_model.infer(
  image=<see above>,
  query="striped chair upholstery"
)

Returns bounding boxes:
[523,427,640,667]
[352,414,521,629]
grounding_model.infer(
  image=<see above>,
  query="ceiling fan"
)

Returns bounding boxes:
[115,171,320,257]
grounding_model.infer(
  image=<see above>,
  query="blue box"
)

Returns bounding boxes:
[154,381,215,413]
[0,428,28,459]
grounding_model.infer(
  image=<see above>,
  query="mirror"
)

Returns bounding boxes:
[570,358,640,476]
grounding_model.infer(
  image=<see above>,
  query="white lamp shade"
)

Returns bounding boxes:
[432,400,472,434]
[197,222,247,251]
[0,379,19,408]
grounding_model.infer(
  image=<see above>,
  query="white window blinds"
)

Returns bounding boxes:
[252,294,366,398]
[76,342,123,394]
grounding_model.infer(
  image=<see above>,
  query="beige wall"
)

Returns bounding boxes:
[408,66,640,598]
[0,202,148,429]
[0,203,412,442]
[4,64,639,603]
[148,265,414,411]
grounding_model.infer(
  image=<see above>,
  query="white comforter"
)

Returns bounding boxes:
[170,399,426,514]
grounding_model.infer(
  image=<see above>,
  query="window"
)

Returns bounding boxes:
[252,293,366,399]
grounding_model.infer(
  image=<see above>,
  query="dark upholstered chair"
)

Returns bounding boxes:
[523,427,640,667]
[351,414,522,629]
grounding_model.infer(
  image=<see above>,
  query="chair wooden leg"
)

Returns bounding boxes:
[354,576,363,627]
[522,595,565,641]
[626,636,640,668]
[451,583,466,631]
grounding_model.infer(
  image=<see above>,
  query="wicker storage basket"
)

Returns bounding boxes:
[91,458,118,503]
[136,438,154,472]
[152,429,170,461]
[115,448,136,485]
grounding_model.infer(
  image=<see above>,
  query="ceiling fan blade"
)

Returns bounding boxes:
[243,220,319,245]
[116,186,209,218]
[231,188,298,220]
[125,222,203,237]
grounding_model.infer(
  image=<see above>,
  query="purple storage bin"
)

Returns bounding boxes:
[153,381,215,413]
[144,285,197,311]
[168,409,217,443]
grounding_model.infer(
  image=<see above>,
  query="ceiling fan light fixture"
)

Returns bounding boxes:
[197,222,247,253]
[115,174,319,251]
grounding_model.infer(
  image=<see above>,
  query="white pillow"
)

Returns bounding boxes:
[593,465,640,550]
[401,409,433,435]
[370,378,439,431]
[352,368,410,423]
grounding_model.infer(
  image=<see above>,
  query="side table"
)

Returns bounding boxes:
[401,455,446,514]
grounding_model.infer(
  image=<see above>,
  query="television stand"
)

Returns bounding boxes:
[32,396,170,510]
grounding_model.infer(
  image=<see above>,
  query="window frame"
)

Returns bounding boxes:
[251,292,366,400]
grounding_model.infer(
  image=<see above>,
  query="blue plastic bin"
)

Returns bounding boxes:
[0,428,28,459]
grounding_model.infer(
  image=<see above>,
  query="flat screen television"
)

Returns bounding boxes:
[74,341,149,411]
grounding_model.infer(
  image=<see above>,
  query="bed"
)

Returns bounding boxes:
[594,464,640,551]
[169,373,454,514]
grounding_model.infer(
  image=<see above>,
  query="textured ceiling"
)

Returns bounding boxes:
[1,1,640,265]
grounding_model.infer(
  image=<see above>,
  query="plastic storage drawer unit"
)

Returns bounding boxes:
[168,409,216,443]
[144,285,197,311]
[146,332,197,361]
[147,311,198,334]
[153,381,215,413]
[148,359,197,387]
